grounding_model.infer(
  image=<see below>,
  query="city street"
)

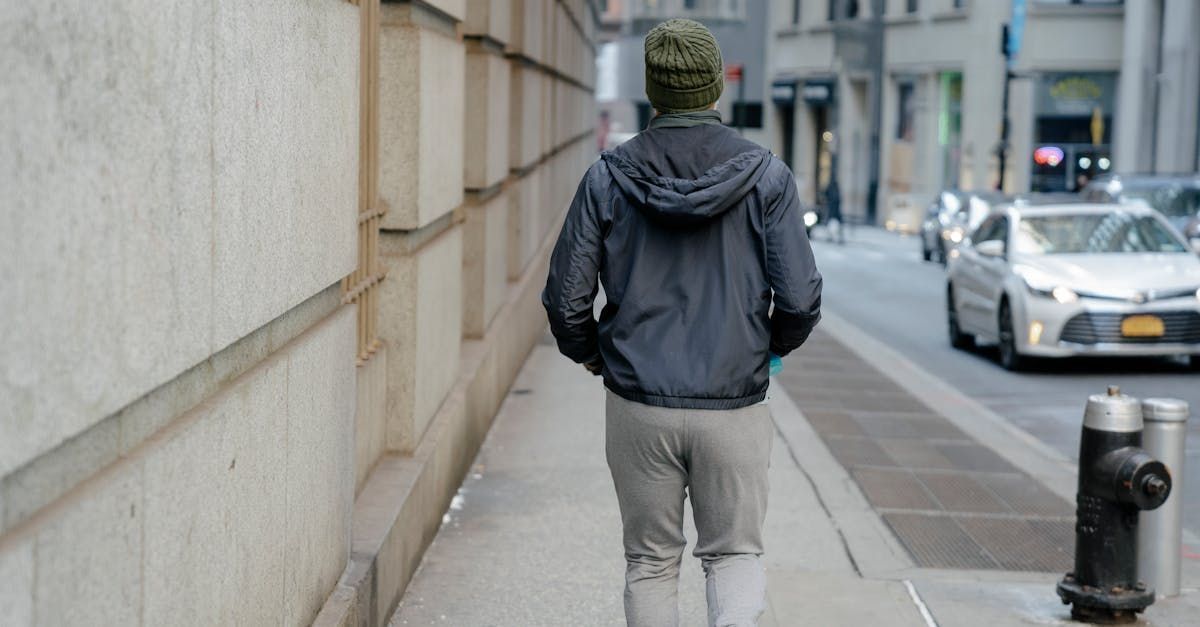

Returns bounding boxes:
[808,225,1200,538]
[13,2,1200,624]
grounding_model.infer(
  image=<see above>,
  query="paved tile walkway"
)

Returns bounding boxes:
[777,329,1075,573]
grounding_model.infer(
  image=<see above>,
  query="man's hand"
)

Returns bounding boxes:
[584,356,605,376]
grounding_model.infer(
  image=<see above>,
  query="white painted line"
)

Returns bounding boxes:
[903,579,940,627]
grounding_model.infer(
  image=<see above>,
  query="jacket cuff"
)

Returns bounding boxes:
[770,309,821,357]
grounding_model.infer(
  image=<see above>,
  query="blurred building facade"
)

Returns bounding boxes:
[1115,0,1200,177]
[595,0,771,147]
[0,1,596,625]
[769,0,1198,227]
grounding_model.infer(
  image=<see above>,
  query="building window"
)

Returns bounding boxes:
[793,0,802,24]
[1031,72,1116,192]
[828,0,860,20]
[952,0,965,8]
[906,0,918,13]
[1034,0,1122,5]
[684,0,697,9]
[896,82,916,141]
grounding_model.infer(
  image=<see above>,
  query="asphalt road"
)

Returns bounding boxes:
[807,225,1200,538]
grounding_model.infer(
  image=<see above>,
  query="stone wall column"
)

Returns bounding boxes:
[377,1,467,453]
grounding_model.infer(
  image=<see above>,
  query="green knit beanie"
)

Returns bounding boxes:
[644,19,724,114]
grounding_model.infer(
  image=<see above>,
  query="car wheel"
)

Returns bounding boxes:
[997,300,1025,371]
[947,286,973,350]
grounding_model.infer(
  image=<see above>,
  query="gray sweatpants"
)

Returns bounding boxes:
[605,390,774,627]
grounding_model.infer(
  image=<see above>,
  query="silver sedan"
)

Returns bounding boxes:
[946,203,1200,370]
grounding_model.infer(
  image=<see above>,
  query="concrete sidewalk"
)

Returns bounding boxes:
[390,321,1199,626]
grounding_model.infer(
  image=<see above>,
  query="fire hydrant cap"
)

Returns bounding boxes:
[1142,398,1189,423]
[1084,391,1143,432]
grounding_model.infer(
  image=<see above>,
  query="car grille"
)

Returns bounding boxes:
[1060,311,1200,345]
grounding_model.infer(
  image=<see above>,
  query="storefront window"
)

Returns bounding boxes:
[1031,72,1116,192]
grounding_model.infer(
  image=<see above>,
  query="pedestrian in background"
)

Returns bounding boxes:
[824,176,844,244]
[598,109,612,152]
[542,18,822,627]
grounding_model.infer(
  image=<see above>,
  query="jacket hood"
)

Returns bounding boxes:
[602,148,772,227]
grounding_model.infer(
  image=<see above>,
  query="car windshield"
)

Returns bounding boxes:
[1118,184,1200,219]
[1013,211,1188,255]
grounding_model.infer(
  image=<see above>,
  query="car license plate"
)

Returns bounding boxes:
[1121,315,1165,338]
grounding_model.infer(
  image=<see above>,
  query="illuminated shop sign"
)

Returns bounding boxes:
[1036,72,1116,117]
[1033,146,1065,167]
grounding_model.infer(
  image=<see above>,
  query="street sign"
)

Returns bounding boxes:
[1008,0,1026,67]
[725,63,743,83]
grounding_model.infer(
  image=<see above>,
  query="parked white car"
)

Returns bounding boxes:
[946,203,1200,370]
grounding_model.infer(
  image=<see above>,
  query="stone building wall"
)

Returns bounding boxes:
[0,1,596,625]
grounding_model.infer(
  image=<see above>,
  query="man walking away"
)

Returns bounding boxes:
[824,176,844,244]
[542,19,822,627]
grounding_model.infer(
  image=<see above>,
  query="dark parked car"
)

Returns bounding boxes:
[1082,174,1200,245]
[920,190,1008,264]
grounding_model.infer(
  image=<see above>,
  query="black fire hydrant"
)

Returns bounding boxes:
[1057,386,1172,624]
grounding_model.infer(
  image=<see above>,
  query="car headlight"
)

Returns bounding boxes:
[942,227,964,243]
[1050,286,1079,304]
[1014,264,1078,304]
[803,210,818,227]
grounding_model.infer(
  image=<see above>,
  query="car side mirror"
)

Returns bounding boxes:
[976,240,1006,258]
